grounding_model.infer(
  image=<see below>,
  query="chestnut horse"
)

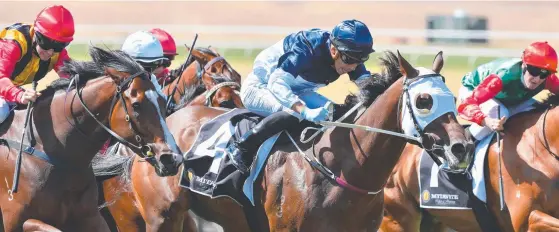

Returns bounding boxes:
[380,94,559,232]
[161,46,241,112]
[95,50,244,231]
[0,46,183,232]
[117,50,473,231]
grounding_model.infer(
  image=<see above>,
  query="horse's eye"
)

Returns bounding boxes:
[415,93,433,114]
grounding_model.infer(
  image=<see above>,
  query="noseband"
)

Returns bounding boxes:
[204,81,241,106]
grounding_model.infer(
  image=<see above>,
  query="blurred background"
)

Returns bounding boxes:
[3,1,559,103]
[2,1,558,231]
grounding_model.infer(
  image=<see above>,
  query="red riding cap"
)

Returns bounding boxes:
[33,5,75,43]
[149,28,178,56]
[522,41,558,73]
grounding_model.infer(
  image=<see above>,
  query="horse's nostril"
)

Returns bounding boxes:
[219,100,235,109]
[160,153,178,165]
[451,143,466,156]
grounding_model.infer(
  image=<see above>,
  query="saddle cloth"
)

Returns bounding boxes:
[418,131,495,209]
[179,108,291,206]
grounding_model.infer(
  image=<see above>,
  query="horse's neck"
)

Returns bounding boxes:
[40,78,116,166]
[166,62,199,95]
[540,106,559,159]
[343,79,406,190]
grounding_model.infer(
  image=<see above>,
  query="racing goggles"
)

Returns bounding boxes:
[526,65,551,79]
[340,51,369,64]
[35,32,69,52]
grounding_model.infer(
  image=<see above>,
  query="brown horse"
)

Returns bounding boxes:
[116,50,473,231]
[161,46,242,110]
[380,94,559,232]
[0,46,183,231]
[95,50,244,232]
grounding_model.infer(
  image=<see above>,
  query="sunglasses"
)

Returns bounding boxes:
[340,52,369,65]
[138,59,168,71]
[34,32,69,52]
[162,55,175,68]
[526,65,551,79]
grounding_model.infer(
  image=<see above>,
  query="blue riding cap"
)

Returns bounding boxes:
[330,19,375,61]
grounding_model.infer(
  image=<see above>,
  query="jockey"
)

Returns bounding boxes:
[458,41,559,141]
[225,19,375,174]
[148,28,178,85]
[0,5,74,124]
[121,30,168,100]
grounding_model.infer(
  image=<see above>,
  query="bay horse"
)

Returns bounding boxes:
[119,50,473,231]
[161,46,242,111]
[380,94,559,232]
[95,54,244,231]
[0,46,183,231]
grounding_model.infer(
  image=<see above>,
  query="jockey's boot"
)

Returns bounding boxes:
[226,111,300,174]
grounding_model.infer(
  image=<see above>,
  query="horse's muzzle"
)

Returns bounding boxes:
[158,153,183,175]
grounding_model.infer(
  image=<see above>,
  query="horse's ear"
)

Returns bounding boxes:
[185,45,191,53]
[104,67,125,83]
[208,45,221,56]
[397,50,418,78]
[191,49,207,64]
[432,51,444,74]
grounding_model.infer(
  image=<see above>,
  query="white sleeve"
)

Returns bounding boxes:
[267,68,303,108]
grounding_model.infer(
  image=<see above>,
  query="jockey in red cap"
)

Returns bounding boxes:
[0,5,74,124]
[148,28,178,86]
[458,41,559,141]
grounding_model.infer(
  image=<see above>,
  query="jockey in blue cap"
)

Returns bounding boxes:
[226,19,375,173]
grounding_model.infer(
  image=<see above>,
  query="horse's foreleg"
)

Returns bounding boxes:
[22,219,61,232]
[528,210,559,232]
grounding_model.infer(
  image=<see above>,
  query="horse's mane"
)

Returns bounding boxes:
[36,46,145,103]
[335,50,402,117]
[173,74,237,111]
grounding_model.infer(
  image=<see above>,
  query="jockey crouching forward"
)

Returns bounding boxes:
[225,19,375,174]
[0,5,74,124]
[458,41,559,141]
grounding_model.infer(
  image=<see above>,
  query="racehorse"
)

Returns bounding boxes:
[95,49,244,232]
[117,50,474,231]
[0,46,183,232]
[161,46,242,111]
[380,94,559,232]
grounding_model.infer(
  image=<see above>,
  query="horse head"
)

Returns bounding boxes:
[396,51,474,172]
[165,46,243,112]
[86,47,183,176]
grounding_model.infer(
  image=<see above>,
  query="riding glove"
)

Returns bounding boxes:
[300,103,330,122]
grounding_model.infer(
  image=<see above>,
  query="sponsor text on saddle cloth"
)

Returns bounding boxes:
[180,108,287,206]
[419,132,495,209]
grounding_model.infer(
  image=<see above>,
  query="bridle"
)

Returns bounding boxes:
[67,71,156,161]
[398,73,446,166]
[295,72,452,195]
[204,81,241,107]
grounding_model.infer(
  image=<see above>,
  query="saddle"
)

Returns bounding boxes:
[179,108,321,206]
